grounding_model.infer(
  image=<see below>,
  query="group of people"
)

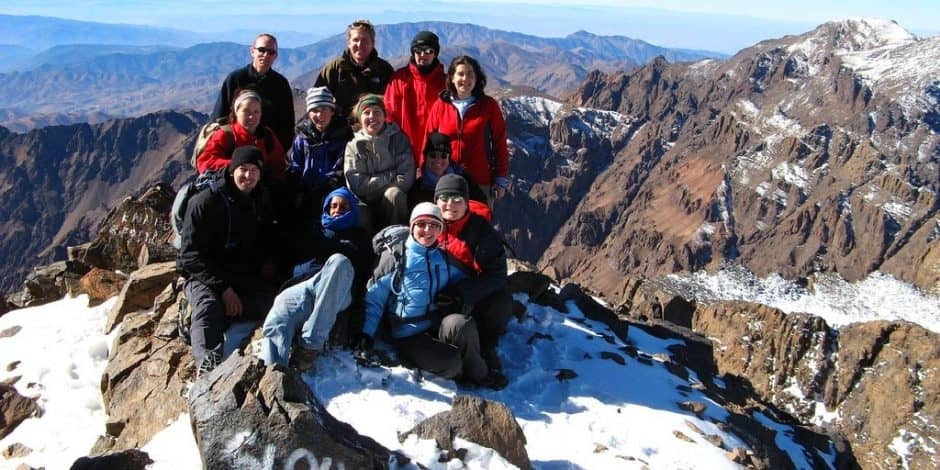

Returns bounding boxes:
[176,20,512,390]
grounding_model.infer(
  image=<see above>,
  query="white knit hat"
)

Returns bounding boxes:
[410,202,443,227]
[305,86,336,112]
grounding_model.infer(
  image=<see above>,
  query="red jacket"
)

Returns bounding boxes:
[424,94,509,186]
[196,122,288,180]
[384,61,446,161]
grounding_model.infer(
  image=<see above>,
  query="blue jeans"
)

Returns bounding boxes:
[259,254,354,367]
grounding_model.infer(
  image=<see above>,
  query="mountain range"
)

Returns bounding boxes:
[0,18,721,133]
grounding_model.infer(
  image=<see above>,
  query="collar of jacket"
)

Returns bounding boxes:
[342,48,380,71]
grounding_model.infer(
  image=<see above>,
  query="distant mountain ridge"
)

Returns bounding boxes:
[0,18,723,132]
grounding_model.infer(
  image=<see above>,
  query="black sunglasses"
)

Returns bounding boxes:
[254,46,278,56]
[413,47,436,55]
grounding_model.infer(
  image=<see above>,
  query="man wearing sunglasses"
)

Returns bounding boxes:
[212,33,296,151]
[385,31,446,160]
[315,19,394,122]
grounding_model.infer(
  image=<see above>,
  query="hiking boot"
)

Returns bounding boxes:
[476,369,508,390]
[290,346,318,372]
[196,351,222,379]
[482,348,502,371]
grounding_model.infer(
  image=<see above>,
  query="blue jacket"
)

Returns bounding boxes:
[363,237,454,339]
[289,118,353,197]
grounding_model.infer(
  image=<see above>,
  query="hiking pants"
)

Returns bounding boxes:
[260,254,354,367]
[472,288,513,353]
[396,313,487,382]
[186,279,273,363]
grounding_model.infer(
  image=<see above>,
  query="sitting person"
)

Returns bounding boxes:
[320,187,375,344]
[409,131,487,209]
[177,146,279,376]
[434,174,512,372]
[288,86,354,214]
[356,203,507,389]
[197,89,288,182]
[259,253,355,371]
[344,94,415,232]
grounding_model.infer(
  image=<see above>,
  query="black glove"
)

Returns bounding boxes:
[355,334,374,352]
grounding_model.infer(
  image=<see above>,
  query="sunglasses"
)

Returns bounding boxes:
[427,151,450,160]
[437,195,465,204]
[413,221,443,231]
[413,47,436,56]
[254,46,278,56]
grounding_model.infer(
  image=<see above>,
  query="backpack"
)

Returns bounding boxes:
[170,170,227,250]
[370,225,410,295]
[191,117,234,169]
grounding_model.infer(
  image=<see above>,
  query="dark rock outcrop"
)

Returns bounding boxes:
[70,449,153,470]
[189,352,400,469]
[402,395,531,469]
[0,383,38,439]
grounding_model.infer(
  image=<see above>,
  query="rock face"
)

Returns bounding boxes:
[189,352,399,470]
[0,383,38,439]
[402,395,531,470]
[499,20,940,295]
[0,110,198,294]
[104,261,176,334]
[79,268,128,307]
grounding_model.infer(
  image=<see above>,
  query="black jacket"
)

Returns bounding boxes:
[212,64,296,151]
[177,177,276,295]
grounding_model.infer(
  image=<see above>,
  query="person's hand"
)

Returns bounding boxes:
[492,185,506,199]
[221,287,243,317]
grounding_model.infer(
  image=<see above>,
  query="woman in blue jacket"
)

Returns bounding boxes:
[358,203,506,389]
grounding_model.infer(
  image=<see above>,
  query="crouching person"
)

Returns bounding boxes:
[259,253,355,371]
[177,146,279,377]
[356,203,507,389]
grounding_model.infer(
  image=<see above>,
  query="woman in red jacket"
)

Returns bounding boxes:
[424,55,509,208]
[196,89,288,181]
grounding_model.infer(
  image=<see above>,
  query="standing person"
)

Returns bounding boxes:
[356,203,507,389]
[434,174,512,373]
[344,94,415,232]
[198,89,288,182]
[212,33,295,151]
[408,132,487,208]
[288,86,354,213]
[384,31,446,160]
[425,55,510,209]
[314,20,394,121]
[178,146,279,376]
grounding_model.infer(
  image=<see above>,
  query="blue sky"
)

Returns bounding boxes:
[2,0,937,53]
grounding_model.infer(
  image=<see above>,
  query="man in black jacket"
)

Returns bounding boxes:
[178,146,278,376]
[212,33,295,151]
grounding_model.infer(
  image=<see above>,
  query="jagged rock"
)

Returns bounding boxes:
[67,243,92,262]
[136,242,177,268]
[189,352,398,469]
[0,383,38,439]
[3,442,32,458]
[1,326,20,338]
[678,401,707,417]
[82,184,176,273]
[104,262,176,334]
[11,260,90,308]
[692,300,935,469]
[558,282,629,341]
[93,294,192,455]
[70,449,152,470]
[79,268,128,307]
[401,395,531,470]
[673,430,694,443]
[507,271,553,300]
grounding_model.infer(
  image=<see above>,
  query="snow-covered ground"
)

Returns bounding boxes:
[2,267,936,468]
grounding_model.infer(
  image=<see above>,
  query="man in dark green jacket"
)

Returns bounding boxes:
[314,20,394,121]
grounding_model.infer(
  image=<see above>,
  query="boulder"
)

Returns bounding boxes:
[70,449,152,470]
[104,262,176,334]
[10,260,90,308]
[136,242,177,268]
[79,268,128,306]
[0,383,38,439]
[189,352,400,469]
[402,395,531,470]
[93,283,192,455]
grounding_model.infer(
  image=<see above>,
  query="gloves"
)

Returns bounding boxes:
[355,334,374,352]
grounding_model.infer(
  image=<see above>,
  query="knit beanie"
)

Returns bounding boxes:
[434,174,469,201]
[411,31,440,55]
[424,131,452,156]
[232,90,262,111]
[355,94,386,120]
[228,145,264,175]
[305,86,336,112]
[410,202,443,228]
